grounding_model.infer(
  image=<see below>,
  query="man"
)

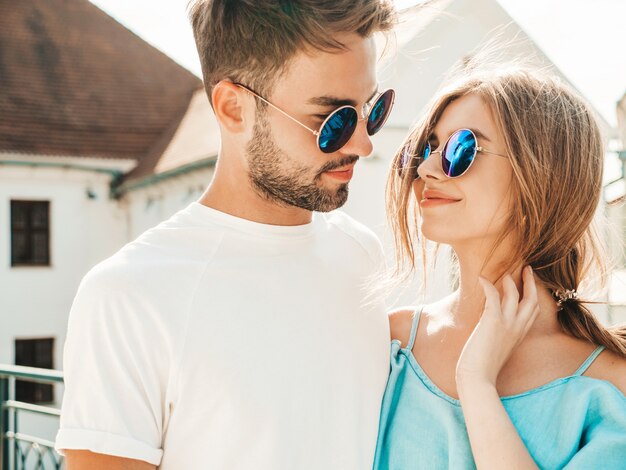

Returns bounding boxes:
[56,1,396,468]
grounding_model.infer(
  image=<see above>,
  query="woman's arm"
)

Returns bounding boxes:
[457,379,538,470]
[456,266,540,470]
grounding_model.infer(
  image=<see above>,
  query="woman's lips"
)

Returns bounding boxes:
[419,197,460,208]
[420,189,461,208]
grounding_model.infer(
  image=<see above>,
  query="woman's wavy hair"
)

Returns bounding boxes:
[386,64,626,357]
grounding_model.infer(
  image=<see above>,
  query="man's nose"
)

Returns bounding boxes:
[340,118,373,157]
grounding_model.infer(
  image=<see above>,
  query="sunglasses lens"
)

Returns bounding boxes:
[441,129,476,177]
[398,144,412,177]
[423,142,431,160]
[318,107,358,153]
[366,89,395,136]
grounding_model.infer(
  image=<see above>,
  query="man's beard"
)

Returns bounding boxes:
[246,112,358,213]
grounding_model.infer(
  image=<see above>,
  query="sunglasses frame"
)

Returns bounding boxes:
[235,83,395,153]
[404,128,507,179]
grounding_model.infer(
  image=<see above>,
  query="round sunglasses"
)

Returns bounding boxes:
[401,128,507,178]
[236,84,395,154]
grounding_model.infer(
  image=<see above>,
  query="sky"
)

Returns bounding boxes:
[88,0,626,127]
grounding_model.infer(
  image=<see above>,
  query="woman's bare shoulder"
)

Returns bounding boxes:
[586,347,626,396]
[388,307,417,347]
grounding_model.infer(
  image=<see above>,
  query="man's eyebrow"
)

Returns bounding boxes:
[307,89,379,108]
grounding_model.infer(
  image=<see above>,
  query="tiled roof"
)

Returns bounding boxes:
[126,90,220,181]
[0,0,202,161]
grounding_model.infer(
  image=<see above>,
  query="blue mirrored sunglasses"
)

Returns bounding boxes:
[400,128,507,178]
[236,84,395,154]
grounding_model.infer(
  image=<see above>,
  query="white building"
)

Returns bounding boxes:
[605,92,626,322]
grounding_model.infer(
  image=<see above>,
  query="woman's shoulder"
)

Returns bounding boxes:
[388,298,456,347]
[585,347,626,397]
[388,307,418,347]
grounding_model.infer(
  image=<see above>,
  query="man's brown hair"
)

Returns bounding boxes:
[188,0,396,104]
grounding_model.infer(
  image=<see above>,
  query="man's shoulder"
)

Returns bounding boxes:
[78,229,216,303]
[84,207,225,284]
[79,250,132,293]
[71,246,203,333]
[321,210,383,263]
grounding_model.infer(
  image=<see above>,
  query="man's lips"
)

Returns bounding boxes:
[324,164,355,182]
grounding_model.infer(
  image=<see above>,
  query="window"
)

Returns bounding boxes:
[10,200,50,266]
[15,338,54,404]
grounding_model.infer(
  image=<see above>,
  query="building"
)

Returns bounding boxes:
[0,0,214,451]
[605,91,626,322]
[0,0,220,373]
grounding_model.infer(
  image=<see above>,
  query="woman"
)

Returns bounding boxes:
[373,67,626,469]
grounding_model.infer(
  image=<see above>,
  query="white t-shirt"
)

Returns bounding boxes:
[55,202,390,469]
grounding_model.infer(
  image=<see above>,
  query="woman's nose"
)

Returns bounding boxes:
[416,150,447,180]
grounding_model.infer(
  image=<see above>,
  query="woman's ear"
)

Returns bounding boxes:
[212,81,249,133]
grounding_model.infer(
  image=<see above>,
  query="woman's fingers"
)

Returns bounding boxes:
[520,305,541,337]
[479,267,539,330]
[517,266,539,319]
[478,276,501,318]
[511,267,540,341]
[519,266,538,307]
[501,274,520,321]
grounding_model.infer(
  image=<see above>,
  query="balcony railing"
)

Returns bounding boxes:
[0,365,64,470]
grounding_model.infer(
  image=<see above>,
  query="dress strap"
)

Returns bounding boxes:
[573,345,606,376]
[406,306,424,351]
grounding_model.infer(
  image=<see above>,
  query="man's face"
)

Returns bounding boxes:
[245,33,378,212]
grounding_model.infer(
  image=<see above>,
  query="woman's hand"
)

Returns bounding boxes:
[455,266,541,469]
[456,265,540,389]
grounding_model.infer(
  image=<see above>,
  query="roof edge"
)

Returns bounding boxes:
[0,152,137,173]
[114,155,217,197]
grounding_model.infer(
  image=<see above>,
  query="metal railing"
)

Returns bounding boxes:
[0,366,64,470]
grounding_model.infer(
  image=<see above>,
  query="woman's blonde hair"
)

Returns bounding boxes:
[387,65,626,357]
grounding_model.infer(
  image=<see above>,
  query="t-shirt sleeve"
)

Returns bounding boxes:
[55,263,173,465]
[564,388,626,469]
[325,210,386,271]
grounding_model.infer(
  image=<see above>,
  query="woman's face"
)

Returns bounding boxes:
[413,93,514,248]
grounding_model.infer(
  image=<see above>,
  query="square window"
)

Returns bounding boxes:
[10,200,50,266]
[15,338,54,404]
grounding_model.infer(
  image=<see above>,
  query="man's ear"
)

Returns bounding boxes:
[212,81,250,133]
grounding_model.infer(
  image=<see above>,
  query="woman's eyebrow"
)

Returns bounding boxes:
[431,127,492,143]
[307,88,379,108]
[469,128,492,142]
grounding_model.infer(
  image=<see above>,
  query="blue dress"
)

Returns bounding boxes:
[373,307,626,469]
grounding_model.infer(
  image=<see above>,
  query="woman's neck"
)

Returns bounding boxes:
[448,241,561,335]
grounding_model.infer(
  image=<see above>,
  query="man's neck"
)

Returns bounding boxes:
[198,169,313,227]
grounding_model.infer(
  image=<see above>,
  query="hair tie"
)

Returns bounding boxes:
[555,289,579,307]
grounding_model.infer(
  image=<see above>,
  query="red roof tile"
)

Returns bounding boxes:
[0,0,202,161]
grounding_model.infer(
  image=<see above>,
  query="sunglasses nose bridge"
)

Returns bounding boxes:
[416,148,446,181]
[430,150,449,178]
[357,104,369,121]
[339,113,374,156]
